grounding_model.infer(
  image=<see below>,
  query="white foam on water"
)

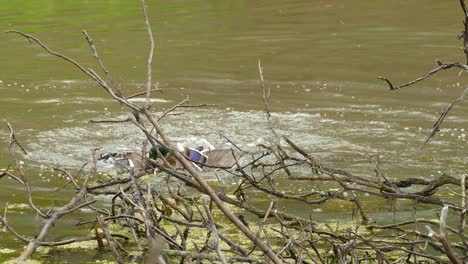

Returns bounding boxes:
[35,99,62,104]
[21,107,466,177]
[128,98,171,103]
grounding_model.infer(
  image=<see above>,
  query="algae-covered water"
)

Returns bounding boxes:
[0,0,467,262]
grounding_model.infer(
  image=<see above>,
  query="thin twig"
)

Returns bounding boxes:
[460,0,468,63]
[258,59,278,138]
[6,122,28,155]
[202,199,228,264]
[378,61,468,91]
[420,87,468,149]
[16,169,93,261]
[83,30,115,85]
[89,117,132,123]
[97,216,124,264]
[126,88,162,99]
[6,30,141,112]
[141,0,155,109]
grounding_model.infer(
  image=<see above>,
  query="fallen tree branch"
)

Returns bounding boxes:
[425,206,462,264]
[378,61,468,91]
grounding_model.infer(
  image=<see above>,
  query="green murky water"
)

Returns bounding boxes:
[0,0,467,262]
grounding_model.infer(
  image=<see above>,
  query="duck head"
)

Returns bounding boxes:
[149,144,171,160]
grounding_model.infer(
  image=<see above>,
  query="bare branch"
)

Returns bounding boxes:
[158,97,189,121]
[141,0,155,109]
[97,216,124,264]
[126,88,162,99]
[0,217,30,243]
[420,87,468,149]
[6,122,28,155]
[202,199,227,264]
[460,0,468,63]
[424,206,463,264]
[378,61,468,90]
[21,174,49,218]
[83,30,115,85]
[258,59,278,138]
[16,164,93,261]
[6,30,141,112]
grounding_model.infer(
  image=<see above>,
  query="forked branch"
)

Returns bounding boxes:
[378,61,468,91]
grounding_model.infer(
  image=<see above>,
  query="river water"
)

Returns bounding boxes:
[0,0,467,262]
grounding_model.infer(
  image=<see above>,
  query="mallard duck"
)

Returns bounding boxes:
[99,149,151,173]
[148,144,170,160]
[99,143,242,173]
[175,143,208,171]
[172,143,244,171]
[98,144,168,172]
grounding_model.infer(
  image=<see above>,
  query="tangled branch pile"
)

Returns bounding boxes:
[1,1,467,263]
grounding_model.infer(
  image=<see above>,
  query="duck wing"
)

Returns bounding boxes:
[204,149,243,169]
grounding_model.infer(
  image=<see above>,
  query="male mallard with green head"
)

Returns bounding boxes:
[100,142,240,173]
[99,144,172,173]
